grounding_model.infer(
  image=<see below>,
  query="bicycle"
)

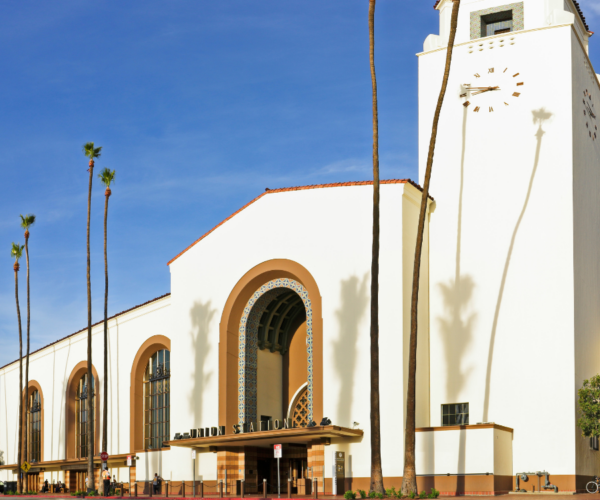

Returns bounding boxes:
[586,475,600,493]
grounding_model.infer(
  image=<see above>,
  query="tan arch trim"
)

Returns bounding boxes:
[219,259,323,434]
[130,335,171,452]
[21,380,44,463]
[65,361,99,460]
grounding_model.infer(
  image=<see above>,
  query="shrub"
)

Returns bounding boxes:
[419,491,427,499]
[359,490,367,499]
[386,488,397,498]
[427,489,440,499]
[376,493,384,499]
[408,491,416,499]
[344,491,357,500]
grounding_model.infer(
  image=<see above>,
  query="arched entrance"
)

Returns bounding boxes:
[219,259,323,433]
[238,279,313,427]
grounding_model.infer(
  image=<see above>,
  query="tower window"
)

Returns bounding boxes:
[481,10,513,37]
[470,3,524,41]
[441,403,469,426]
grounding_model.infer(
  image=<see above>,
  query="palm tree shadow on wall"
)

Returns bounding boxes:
[436,107,475,495]
[482,108,553,422]
[188,301,217,427]
[332,274,369,427]
[437,107,476,405]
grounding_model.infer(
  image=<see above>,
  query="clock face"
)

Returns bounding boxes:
[583,89,597,141]
[459,67,524,114]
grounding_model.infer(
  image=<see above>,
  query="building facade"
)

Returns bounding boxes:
[0,0,599,495]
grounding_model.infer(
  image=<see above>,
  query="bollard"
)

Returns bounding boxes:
[166,483,169,498]
[182,481,186,498]
[263,479,267,499]
[313,479,318,499]
[134,484,138,498]
[219,481,224,499]
[241,480,245,499]
[199,481,204,499]
[149,481,153,498]
[287,479,291,498]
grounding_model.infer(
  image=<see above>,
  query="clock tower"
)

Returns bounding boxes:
[420,0,600,490]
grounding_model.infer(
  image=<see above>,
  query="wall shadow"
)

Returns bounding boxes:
[58,342,71,460]
[188,301,217,427]
[482,108,553,421]
[332,274,369,426]
[437,106,476,404]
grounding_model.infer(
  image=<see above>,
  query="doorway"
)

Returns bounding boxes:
[257,458,273,493]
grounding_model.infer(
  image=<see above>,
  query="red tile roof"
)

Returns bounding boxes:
[167,179,428,266]
[433,0,589,31]
[0,293,171,371]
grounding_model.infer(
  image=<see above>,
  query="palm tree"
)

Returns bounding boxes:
[83,142,101,490]
[401,0,462,496]
[98,168,115,456]
[19,214,35,468]
[11,242,24,494]
[368,0,384,494]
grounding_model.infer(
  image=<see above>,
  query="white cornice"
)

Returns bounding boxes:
[417,23,599,94]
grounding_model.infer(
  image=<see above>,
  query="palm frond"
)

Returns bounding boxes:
[10,242,24,261]
[83,142,102,159]
[19,214,36,230]
[97,168,116,188]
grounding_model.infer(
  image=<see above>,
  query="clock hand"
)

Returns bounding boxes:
[471,87,501,96]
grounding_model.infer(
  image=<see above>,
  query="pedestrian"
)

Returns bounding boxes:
[43,479,49,493]
[102,469,111,496]
[153,474,160,495]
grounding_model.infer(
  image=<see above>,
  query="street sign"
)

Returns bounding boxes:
[100,452,109,461]
[21,462,31,473]
[274,444,282,458]
[273,445,282,498]
[127,455,132,467]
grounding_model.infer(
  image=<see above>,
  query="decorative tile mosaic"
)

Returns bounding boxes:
[470,2,524,40]
[238,278,313,427]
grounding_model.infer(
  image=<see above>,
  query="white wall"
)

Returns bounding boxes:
[420,21,578,476]
[571,28,600,477]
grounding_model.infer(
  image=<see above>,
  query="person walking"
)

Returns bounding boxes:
[102,469,111,496]
[153,474,160,495]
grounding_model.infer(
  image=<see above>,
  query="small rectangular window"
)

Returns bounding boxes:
[441,403,469,426]
[481,10,513,37]
[590,436,599,451]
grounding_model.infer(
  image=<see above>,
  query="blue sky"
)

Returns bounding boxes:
[0,0,598,367]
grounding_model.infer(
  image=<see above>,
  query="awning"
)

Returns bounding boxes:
[166,425,363,449]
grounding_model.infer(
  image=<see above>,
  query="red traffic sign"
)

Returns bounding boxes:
[100,452,109,461]
[274,444,282,458]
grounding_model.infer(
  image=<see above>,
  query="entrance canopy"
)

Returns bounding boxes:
[167,425,362,449]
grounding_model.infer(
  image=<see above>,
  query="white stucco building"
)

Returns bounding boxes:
[0,0,598,495]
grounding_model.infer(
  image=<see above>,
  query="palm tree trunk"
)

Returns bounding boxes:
[102,191,110,454]
[86,160,95,491]
[15,265,23,494]
[401,0,461,495]
[369,0,384,494]
[23,235,30,466]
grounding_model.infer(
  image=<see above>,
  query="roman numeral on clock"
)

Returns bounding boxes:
[489,68,494,73]
[513,92,521,97]
[463,101,471,107]
[474,106,481,113]
[489,107,494,112]
[474,73,481,78]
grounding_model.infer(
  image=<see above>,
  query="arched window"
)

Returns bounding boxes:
[144,349,170,449]
[28,390,41,463]
[291,386,309,428]
[75,373,95,458]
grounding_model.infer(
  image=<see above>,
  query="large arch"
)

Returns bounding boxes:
[219,259,323,434]
[130,334,171,452]
[65,362,99,460]
[21,380,44,463]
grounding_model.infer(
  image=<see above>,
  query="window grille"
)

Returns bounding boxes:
[441,403,469,426]
[292,387,309,428]
[28,390,41,463]
[144,349,170,450]
[76,374,94,458]
[481,11,514,37]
